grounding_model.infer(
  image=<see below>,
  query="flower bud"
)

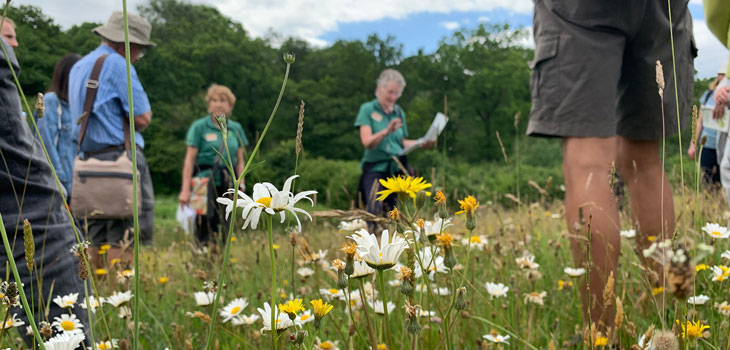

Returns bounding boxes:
[415,191,427,209]
[439,205,449,219]
[444,247,457,269]
[466,213,477,231]
[455,287,467,311]
[344,255,354,276]
[283,52,296,64]
[294,329,307,344]
[406,316,421,335]
[400,279,413,296]
[337,269,348,290]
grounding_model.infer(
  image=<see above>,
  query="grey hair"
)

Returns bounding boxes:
[375,69,406,97]
[0,17,15,28]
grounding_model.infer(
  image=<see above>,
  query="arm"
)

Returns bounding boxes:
[178,146,198,205]
[134,111,152,131]
[37,95,66,179]
[713,78,729,120]
[688,115,703,160]
[235,147,245,190]
[360,118,402,149]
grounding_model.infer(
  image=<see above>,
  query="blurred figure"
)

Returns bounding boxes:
[689,66,725,186]
[38,53,82,199]
[0,16,18,48]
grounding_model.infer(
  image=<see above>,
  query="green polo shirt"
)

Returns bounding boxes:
[186,115,248,185]
[354,99,408,173]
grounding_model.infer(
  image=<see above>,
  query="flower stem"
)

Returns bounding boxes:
[378,269,393,350]
[358,278,379,350]
[267,215,278,350]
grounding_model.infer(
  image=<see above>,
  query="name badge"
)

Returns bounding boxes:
[205,133,218,142]
[371,111,383,122]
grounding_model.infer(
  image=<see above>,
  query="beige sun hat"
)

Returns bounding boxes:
[93,11,156,48]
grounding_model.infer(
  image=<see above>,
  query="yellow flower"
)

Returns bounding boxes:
[283,280,289,286]
[110,258,121,266]
[676,320,710,339]
[376,176,431,202]
[341,242,357,256]
[647,236,656,242]
[436,233,455,247]
[434,190,446,204]
[696,264,709,272]
[456,196,479,215]
[279,299,305,316]
[544,211,551,217]
[594,336,608,347]
[95,268,107,276]
[557,280,572,291]
[159,277,169,284]
[377,344,387,350]
[652,286,664,296]
[273,244,280,250]
[311,299,333,319]
[230,236,237,242]
[388,207,400,220]
[230,258,238,263]
[98,244,111,255]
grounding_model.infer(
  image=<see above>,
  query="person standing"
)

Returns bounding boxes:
[688,67,725,186]
[527,0,694,333]
[68,11,156,267]
[178,84,248,246]
[38,53,82,199]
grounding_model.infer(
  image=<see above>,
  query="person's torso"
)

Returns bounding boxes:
[44,92,75,183]
[701,89,718,149]
[359,100,407,173]
[193,116,245,167]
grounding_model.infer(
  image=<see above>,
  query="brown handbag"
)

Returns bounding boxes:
[70,54,141,219]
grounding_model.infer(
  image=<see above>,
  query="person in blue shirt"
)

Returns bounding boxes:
[688,67,725,185]
[68,11,156,268]
[38,53,81,199]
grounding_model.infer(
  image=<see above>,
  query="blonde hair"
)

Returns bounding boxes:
[205,83,236,107]
[375,69,406,97]
[0,17,15,28]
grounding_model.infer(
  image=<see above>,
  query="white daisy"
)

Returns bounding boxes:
[715,301,730,316]
[461,235,488,250]
[388,279,401,287]
[80,296,102,313]
[564,267,586,277]
[319,288,345,301]
[350,229,409,270]
[688,295,710,305]
[338,219,367,232]
[620,229,636,238]
[217,175,317,232]
[416,218,452,240]
[95,339,119,350]
[350,260,375,279]
[220,298,248,323]
[194,291,216,306]
[721,250,730,261]
[295,310,314,325]
[524,291,547,305]
[52,292,78,309]
[52,313,84,333]
[485,282,509,298]
[104,290,133,307]
[1,313,24,329]
[315,338,341,350]
[231,313,260,326]
[297,267,315,278]
[414,248,449,279]
[515,254,539,269]
[702,223,730,239]
[118,306,132,319]
[483,333,510,344]
[257,302,296,333]
[43,331,85,350]
[369,300,396,315]
[712,265,730,282]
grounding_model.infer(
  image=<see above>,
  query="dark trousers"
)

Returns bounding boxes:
[195,185,229,245]
[700,147,721,185]
[0,41,89,345]
[359,170,397,232]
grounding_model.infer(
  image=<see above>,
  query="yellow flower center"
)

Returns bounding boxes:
[652,287,664,296]
[98,344,111,350]
[65,300,74,305]
[300,314,310,321]
[712,231,723,236]
[256,197,273,207]
[320,342,335,349]
[470,236,481,243]
[61,320,75,331]
[329,289,339,294]
[231,306,241,314]
[720,305,730,311]
[647,236,656,242]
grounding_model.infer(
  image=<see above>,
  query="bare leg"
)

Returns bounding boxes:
[563,137,620,330]
[615,136,675,283]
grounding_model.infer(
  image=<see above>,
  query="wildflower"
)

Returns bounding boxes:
[557,280,572,290]
[676,320,710,339]
[688,295,710,305]
[454,287,467,311]
[118,306,132,319]
[482,330,510,344]
[53,293,79,309]
[350,229,409,270]
[715,301,730,316]
[388,207,400,221]
[220,298,249,323]
[52,313,84,333]
[320,288,345,301]
[702,223,729,239]
[297,267,315,278]
[1,314,24,329]
[620,229,636,238]
[43,331,85,350]
[109,258,121,266]
[722,250,730,261]
[338,219,367,232]
[515,254,539,269]
[186,311,211,323]
[435,233,455,247]
[375,175,431,202]
[369,300,396,315]
[416,218,452,241]
[159,277,169,284]
[99,244,111,253]
[652,286,664,296]
[194,291,216,306]
[696,264,709,272]
[232,313,260,326]
[350,260,375,279]
[524,291,547,305]
[295,310,314,325]
[311,299,333,329]
[95,339,118,350]
[462,235,488,250]
[456,195,479,215]
[593,336,609,347]
[712,265,730,282]
[647,235,656,242]
[279,299,305,320]
[564,267,586,277]
[314,338,340,350]
[258,302,296,333]
[105,290,133,307]
[1,281,19,307]
[80,296,101,313]
[216,175,317,231]
[95,268,107,276]
[377,344,387,350]
[485,282,509,298]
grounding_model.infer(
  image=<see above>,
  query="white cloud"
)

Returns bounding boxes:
[15,0,533,47]
[440,21,460,30]
[478,16,490,22]
[693,19,729,78]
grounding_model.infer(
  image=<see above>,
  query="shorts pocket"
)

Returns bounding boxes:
[530,33,559,103]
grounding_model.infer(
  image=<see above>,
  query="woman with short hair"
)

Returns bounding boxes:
[179,84,248,245]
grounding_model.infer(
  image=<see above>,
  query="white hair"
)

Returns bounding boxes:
[375,69,406,97]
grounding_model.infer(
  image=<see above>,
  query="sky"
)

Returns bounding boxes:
[12,0,729,78]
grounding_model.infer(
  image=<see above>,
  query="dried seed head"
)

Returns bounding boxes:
[690,105,698,147]
[615,297,624,331]
[652,330,678,350]
[23,219,35,273]
[39,321,53,338]
[655,60,665,97]
[35,92,45,119]
[295,100,305,157]
[603,271,615,308]
[196,269,207,281]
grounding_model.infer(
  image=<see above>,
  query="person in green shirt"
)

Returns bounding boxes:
[179,84,248,245]
[355,69,433,225]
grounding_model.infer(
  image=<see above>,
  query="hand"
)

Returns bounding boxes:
[688,143,696,160]
[715,86,730,105]
[713,102,727,120]
[386,118,403,134]
[178,190,191,206]
[239,182,246,192]
[420,140,435,149]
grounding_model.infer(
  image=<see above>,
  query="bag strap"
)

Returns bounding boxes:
[77,54,108,148]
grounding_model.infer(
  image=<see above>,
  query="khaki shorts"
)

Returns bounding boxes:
[527,0,696,139]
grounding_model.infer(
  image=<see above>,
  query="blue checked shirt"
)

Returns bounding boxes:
[69,45,151,152]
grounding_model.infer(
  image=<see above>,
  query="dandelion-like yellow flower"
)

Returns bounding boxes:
[376,176,432,202]
[434,190,446,205]
[647,236,656,242]
[110,258,121,266]
[696,264,709,272]
[159,277,169,284]
[557,280,572,291]
[436,233,455,247]
[311,299,333,319]
[652,286,664,296]
[456,196,479,215]
[377,344,387,350]
[593,336,608,347]
[676,320,710,339]
[341,242,357,256]
[95,269,107,276]
[273,244,280,250]
[279,299,305,316]
[388,207,400,221]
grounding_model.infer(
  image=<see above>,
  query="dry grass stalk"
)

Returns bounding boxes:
[615,297,624,332]
[655,60,665,97]
[296,100,305,156]
[603,271,615,308]
[495,131,509,163]
[689,105,697,147]
[311,209,389,223]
